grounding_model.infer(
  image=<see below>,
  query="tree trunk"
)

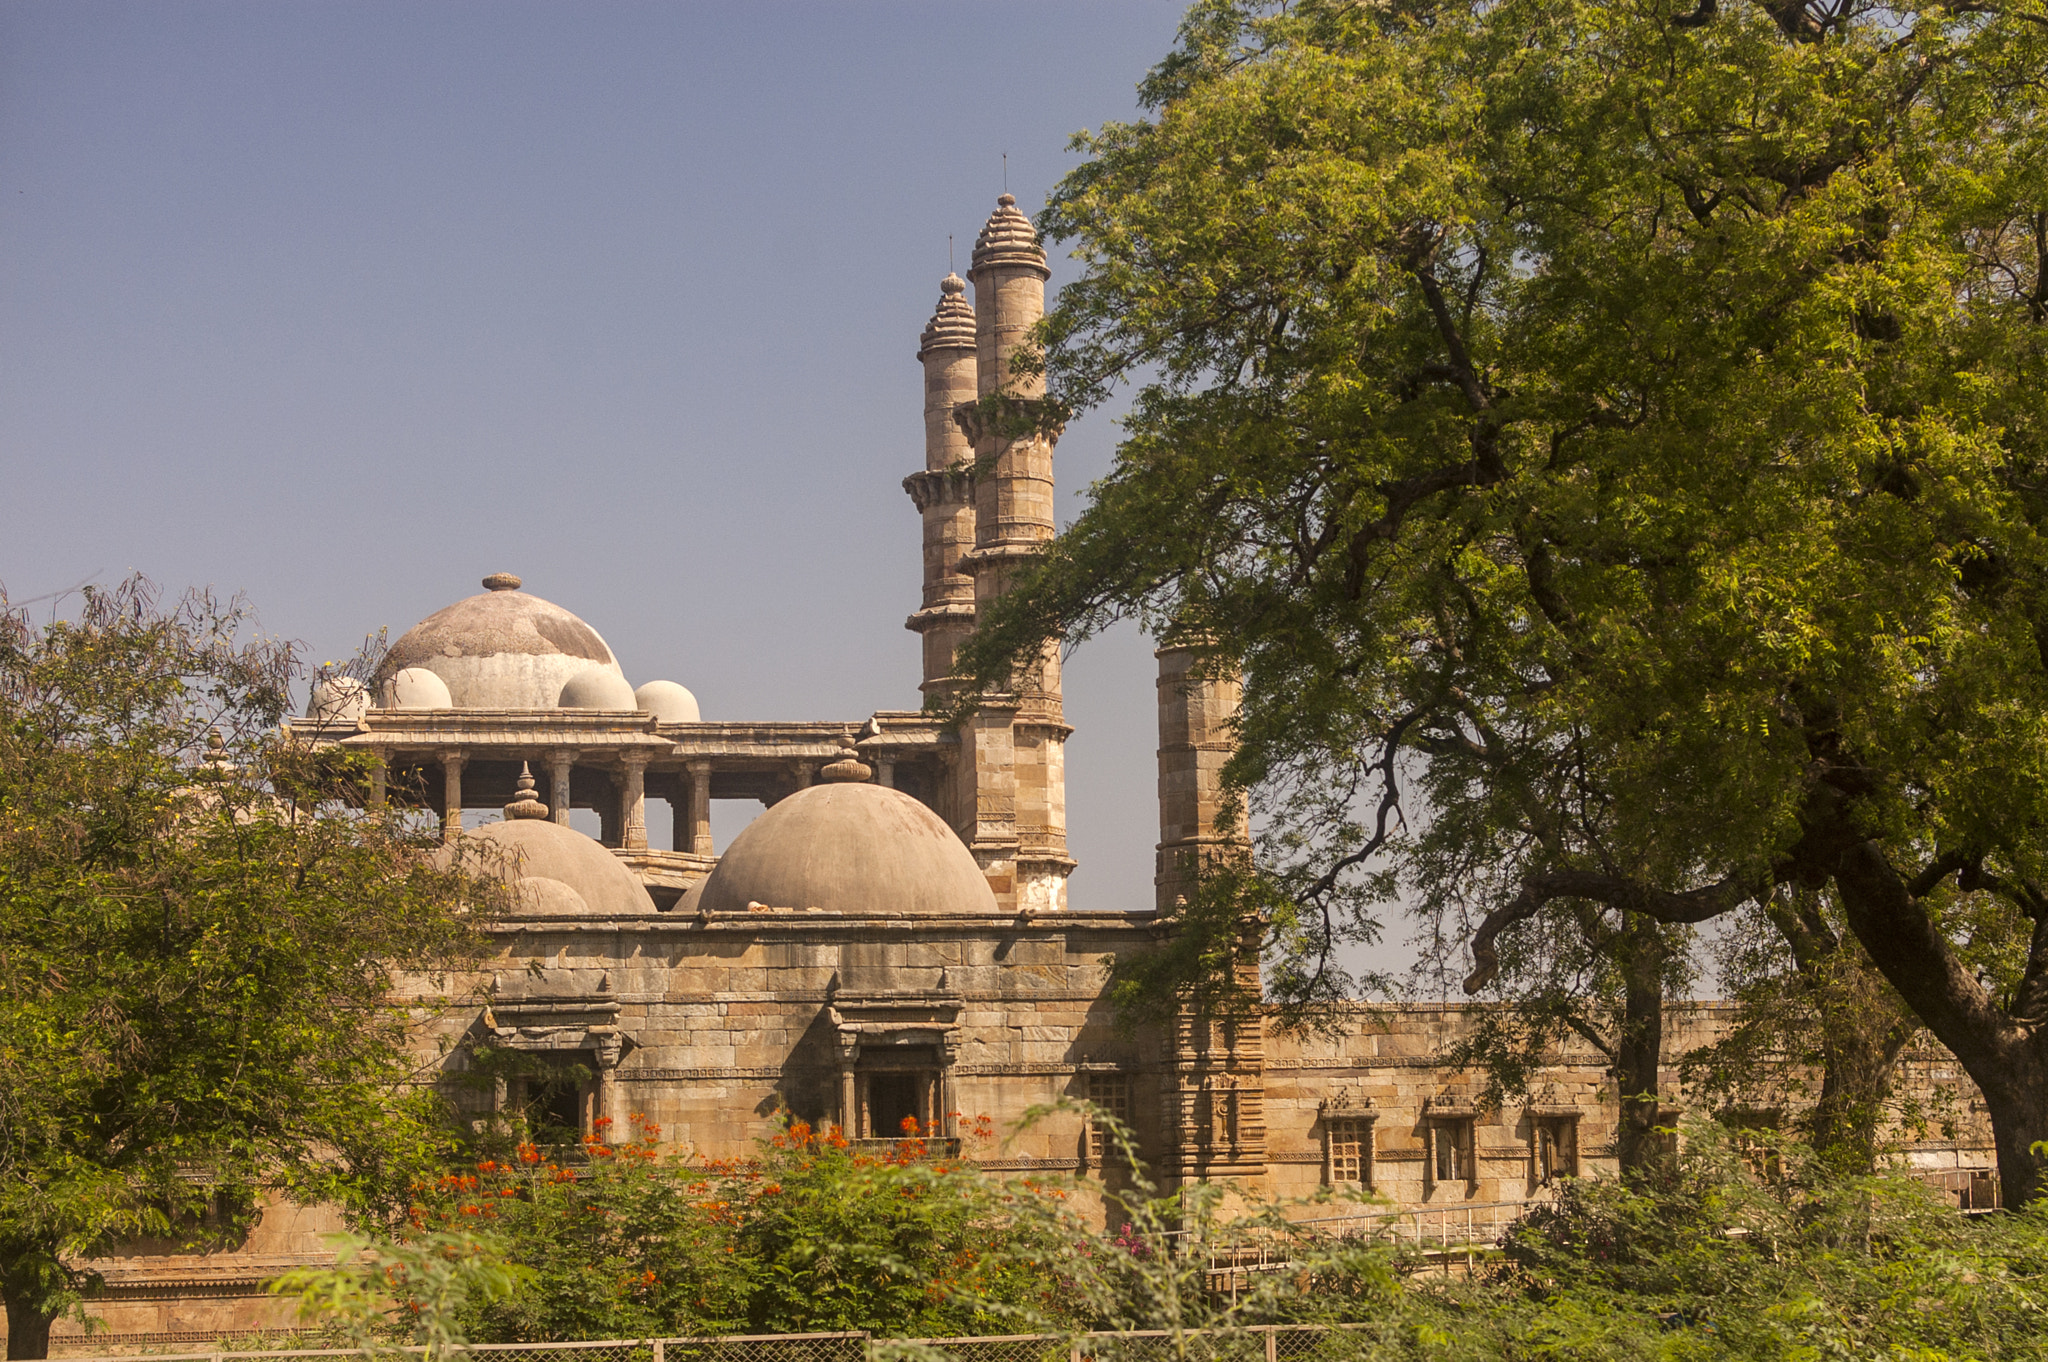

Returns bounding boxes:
[1613,914,1669,1178]
[2,1289,53,1362]
[1983,1071,2048,1210]
[1763,890,1916,1172]
[1822,823,2048,1205]
[1806,971,1915,1173]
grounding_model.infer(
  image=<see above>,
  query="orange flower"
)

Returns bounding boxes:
[516,1142,542,1164]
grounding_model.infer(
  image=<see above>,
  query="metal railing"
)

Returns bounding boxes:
[1915,1167,2001,1212]
[56,1328,1368,1362]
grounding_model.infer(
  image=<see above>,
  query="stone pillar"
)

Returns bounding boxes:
[1156,633,1266,1187]
[939,1033,961,1141]
[619,754,648,851]
[368,752,387,811]
[956,194,1073,912]
[836,1034,860,1138]
[1155,640,1248,913]
[547,751,574,828]
[439,750,465,843]
[687,760,714,855]
[905,273,980,699]
[594,1031,625,1134]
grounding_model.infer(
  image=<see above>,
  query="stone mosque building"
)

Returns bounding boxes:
[55,196,1999,1350]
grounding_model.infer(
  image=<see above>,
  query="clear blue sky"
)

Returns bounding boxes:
[0,0,1197,910]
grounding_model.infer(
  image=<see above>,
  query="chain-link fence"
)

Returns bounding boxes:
[60,1326,1376,1362]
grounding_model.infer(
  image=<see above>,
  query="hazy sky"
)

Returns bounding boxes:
[0,0,1205,913]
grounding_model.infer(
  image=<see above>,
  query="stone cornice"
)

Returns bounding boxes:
[486,908,1157,937]
[903,466,976,511]
[952,394,1065,446]
[330,709,672,753]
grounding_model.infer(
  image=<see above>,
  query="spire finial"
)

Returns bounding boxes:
[505,761,550,819]
[483,572,522,592]
[919,269,976,358]
[820,728,872,784]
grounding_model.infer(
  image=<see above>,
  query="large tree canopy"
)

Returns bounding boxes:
[957,0,2048,1200]
[0,579,490,1357]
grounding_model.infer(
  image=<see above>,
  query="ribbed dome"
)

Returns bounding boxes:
[917,273,976,359]
[459,818,656,918]
[698,782,997,916]
[375,575,625,710]
[969,194,1048,279]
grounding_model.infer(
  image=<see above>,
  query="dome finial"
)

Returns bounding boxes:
[970,193,1047,279]
[505,762,550,819]
[820,729,872,784]
[483,572,522,592]
[919,273,976,359]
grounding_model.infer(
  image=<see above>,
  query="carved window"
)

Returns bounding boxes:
[1531,1115,1578,1185]
[1718,1109,1784,1182]
[1428,1115,1475,1188]
[1326,1117,1372,1187]
[515,1051,597,1143]
[1086,1072,1132,1166]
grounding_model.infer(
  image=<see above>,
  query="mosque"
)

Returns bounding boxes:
[55,196,1999,1351]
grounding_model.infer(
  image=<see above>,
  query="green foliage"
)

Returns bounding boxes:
[956,0,2048,1198]
[388,1116,1089,1343]
[0,576,490,1354]
[272,1232,529,1362]
[304,1109,2048,1359]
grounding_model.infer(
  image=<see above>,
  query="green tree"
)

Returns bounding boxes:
[0,577,489,1358]
[956,0,2048,1202]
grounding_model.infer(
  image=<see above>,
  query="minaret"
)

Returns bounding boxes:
[1155,637,1265,1184]
[956,193,1073,913]
[904,274,979,698]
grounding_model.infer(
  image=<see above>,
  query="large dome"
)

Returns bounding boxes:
[376,573,625,710]
[458,817,656,918]
[698,777,996,916]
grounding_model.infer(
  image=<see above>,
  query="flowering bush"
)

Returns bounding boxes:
[398,1114,1085,1341]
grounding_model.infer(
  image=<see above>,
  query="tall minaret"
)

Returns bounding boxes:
[955,193,1073,913]
[904,274,979,698]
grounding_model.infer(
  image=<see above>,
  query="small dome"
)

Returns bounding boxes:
[374,575,625,710]
[697,782,997,916]
[918,273,976,359]
[457,818,655,918]
[559,666,639,710]
[311,676,370,723]
[381,666,452,709]
[635,679,701,723]
[970,193,1048,279]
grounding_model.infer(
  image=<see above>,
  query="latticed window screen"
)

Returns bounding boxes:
[1087,1072,1132,1163]
[1326,1117,1369,1185]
